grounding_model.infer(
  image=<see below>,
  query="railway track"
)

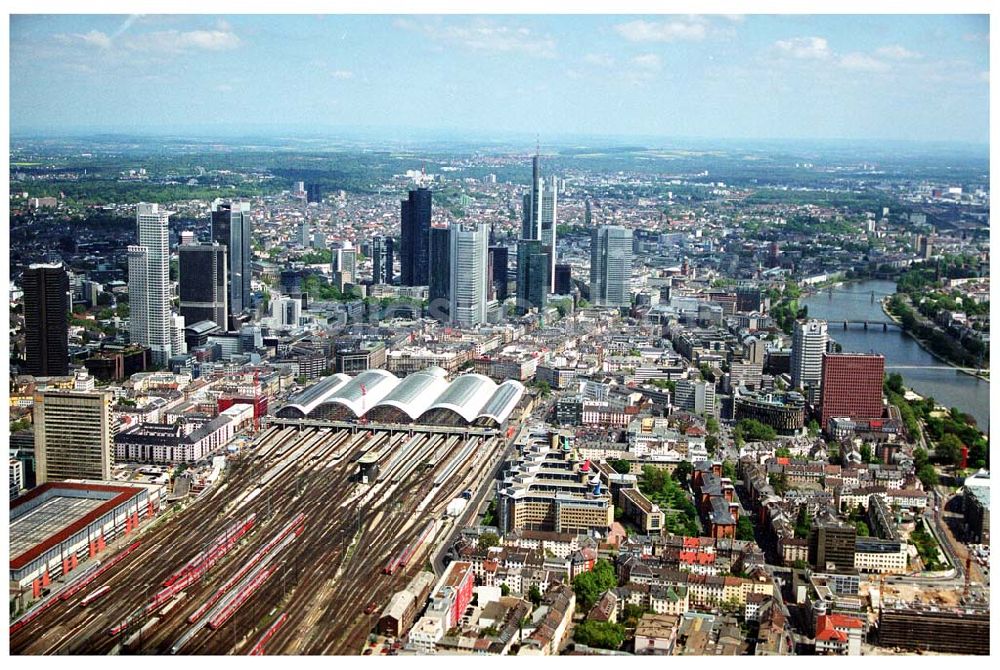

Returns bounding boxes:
[11,425,505,655]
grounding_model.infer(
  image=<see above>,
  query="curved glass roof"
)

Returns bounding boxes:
[277,369,524,425]
[313,369,398,415]
[421,373,497,423]
[280,374,351,416]
[477,380,526,424]
[371,367,449,419]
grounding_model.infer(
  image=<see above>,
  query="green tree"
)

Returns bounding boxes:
[479,532,500,550]
[913,446,929,470]
[769,472,789,496]
[775,446,791,458]
[673,461,694,484]
[572,621,626,650]
[917,464,939,489]
[736,516,755,541]
[736,418,777,442]
[855,521,870,537]
[705,434,719,455]
[706,416,720,434]
[610,459,631,475]
[935,433,964,467]
[794,505,812,539]
[528,584,543,606]
[500,583,510,597]
[722,460,737,481]
[571,559,618,611]
[860,444,874,464]
[534,380,551,398]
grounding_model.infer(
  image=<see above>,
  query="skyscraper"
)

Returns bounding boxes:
[371,235,395,285]
[178,242,228,328]
[400,187,432,286]
[516,239,550,316]
[489,246,509,301]
[590,225,633,307]
[22,263,69,377]
[791,319,829,393]
[129,203,173,367]
[820,353,885,432]
[428,224,451,321]
[211,199,252,317]
[332,241,357,291]
[34,390,113,484]
[521,151,559,290]
[449,224,489,327]
[554,263,572,296]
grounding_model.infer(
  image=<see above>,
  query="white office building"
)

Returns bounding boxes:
[128,203,173,366]
[449,223,489,327]
[792,319,829,393]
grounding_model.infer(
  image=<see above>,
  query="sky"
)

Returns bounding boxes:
[8,14,991,144]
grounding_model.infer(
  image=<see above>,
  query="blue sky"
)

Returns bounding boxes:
[9,14,991,143]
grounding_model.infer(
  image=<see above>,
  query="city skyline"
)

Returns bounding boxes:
[9,13,990,144]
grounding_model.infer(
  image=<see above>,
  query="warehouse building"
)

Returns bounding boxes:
[9,480,165,601]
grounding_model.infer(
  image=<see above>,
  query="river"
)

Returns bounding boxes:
[801,280,990,431]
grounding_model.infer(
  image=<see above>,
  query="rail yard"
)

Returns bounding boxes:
[10,421,508,655]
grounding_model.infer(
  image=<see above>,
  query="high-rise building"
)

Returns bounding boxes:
[736,286,763,313]
[521,152,558,290]
[516,239,550,316]
[400,187,432,286]
[178,243,228,328]
[34,390,113,484]
[489,246,509,301]
[371,235,395,285]
[554,263,573,295]
[791,319,829,393]
[808,518,857,571]
[674,379,717,416]
[129,203,173,367]
[590,225,633,307]
[332,241,357,291]
[428,225,451,321]
[449,224,489,327]
[820,353,885,432]
[22,263,69,377]
[306,183,322,204]
[211,199,252,317]
[297,220,311,247]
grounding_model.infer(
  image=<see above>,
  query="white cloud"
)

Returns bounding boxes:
[773,36,830,60]
[839,52,891,72]
[615,18,707,42]
[57,30,112,49]
[79,30,113,49]
[330,70,354,80]
[583,53,615,67]
[875,45,921,60]
[127,29,242,53]
[395,18,556,58]
[632,53,662,71]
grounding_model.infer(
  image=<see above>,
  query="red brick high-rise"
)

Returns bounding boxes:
[820,353,885,431]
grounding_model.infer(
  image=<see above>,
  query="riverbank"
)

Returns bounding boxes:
[881,296,990,383]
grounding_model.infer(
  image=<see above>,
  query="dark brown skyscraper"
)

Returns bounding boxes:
[22,263,69,377]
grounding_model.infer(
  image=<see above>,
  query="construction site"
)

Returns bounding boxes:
[9,416,513,655]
